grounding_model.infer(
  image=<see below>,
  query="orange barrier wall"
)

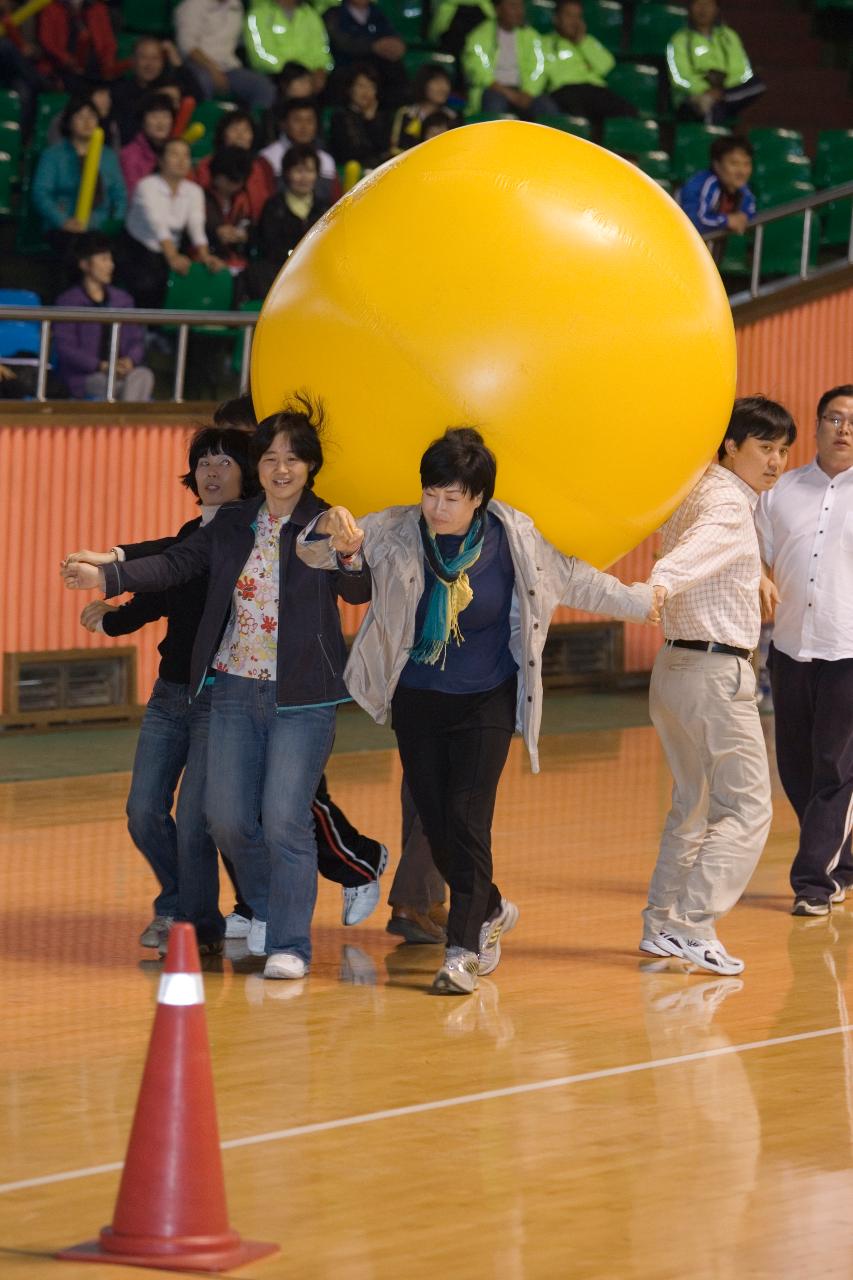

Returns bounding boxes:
[2,285,851,713]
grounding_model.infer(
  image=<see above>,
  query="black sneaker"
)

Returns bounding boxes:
[792,896,830,917]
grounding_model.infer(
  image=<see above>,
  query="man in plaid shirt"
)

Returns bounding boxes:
[641,396,797,975]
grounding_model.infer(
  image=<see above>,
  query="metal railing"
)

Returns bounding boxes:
[702,178,853,303]
[0,305,258,404]
[1,180,851,405]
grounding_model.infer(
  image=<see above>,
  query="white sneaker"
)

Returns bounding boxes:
[679,936,745,976]
[639,930,675,958]
[478,899,519,975]
[247,918,267,956]
[432,946,480,995]
[225,912,252,938]
[341,845,389,926]
[139,915,173,948]
[831,880,847,904]
[264,952,308,980]
[644,928,689,961]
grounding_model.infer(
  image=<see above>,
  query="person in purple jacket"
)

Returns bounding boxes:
[54,232,155,401]
[678,134,756,244]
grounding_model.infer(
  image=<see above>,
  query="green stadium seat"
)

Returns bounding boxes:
[402,48,455,77]
[586,0,624,53]
[528,0,555,35]
[606,62,659,115]
[15,185,49,254]
[121,0,174,36]
[671,122,727,183]
[756,182,820,276]
[0,90,22,125]
[815,130,853,187]
[634,148,670,181]
[602,115,660,153]
[33,92,68,148]
[381,0,425,43]
[718,232,750,276]
[754,152,812,191]
[630,3,686,57]
[0,121,21,170]
[0,152,13,217]
[821,197,853,247]
[164,263,234,335]
[188,100,238,160]
[748,127,804,161]
[539,114,593,140]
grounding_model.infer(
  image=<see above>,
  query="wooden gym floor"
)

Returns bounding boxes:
[1,717,852,1280]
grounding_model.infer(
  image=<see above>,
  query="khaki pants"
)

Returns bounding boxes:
[644,645,772,941]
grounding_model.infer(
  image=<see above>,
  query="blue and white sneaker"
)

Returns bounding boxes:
[342,845,389,926]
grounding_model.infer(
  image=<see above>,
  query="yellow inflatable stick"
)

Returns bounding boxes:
[342,160,361,193]
[9,0,52,26]
[74,126,104,229]
[181,122,205,146]
[252,122,736,567]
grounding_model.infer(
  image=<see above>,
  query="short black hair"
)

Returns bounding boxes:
[138,91,177,124]
[72,231,112,267]
[60,96,98,138]
[181,425,257,500]
[213,107,258,152]
[251,394,325,489]
[717,395,797,459]
[345,63,379,92]
[710,134,753,165]
[411,63,452,101]
[210,145,253,185]
[276,60,311,91]
[214,394,257,430]
[422,110,454,137]
[281,142,319,176]
[420,427,497,512]
[277,95,319,126]
[817,384,853,420]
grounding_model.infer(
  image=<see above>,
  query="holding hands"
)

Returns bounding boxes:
[316,506,365,558]
[80,601,119,631]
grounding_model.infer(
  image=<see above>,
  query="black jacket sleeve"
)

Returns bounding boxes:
[101,591,170,636]
[334,563,372,605]
[102,524,213,597]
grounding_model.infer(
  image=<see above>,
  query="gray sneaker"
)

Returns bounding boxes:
[139,915,173,948]
[342,846,389,926]
[432,946,480,995]
[478,899,519,975]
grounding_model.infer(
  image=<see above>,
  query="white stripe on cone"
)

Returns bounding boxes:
[157,973,205,1006]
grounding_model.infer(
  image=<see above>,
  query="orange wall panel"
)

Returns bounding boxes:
[2,283,851,712]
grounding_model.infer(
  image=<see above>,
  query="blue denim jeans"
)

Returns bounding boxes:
[190,61,275,110]
[126,678,211,917]
[174,684,222,942]
[206,673,337,964]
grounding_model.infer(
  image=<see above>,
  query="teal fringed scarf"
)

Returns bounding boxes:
[409,513,485,668]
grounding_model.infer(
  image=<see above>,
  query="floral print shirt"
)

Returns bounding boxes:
[213,505,290,681]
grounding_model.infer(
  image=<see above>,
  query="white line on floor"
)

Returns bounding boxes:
[3,1021,850,1196]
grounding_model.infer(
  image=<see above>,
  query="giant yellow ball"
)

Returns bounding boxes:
[252,121,735,567]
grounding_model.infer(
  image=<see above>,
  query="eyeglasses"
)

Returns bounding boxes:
[819,414,853,432]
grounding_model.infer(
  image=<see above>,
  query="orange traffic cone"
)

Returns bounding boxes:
[57,924,278,1272]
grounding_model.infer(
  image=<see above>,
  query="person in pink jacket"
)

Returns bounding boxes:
[120,93,177,199]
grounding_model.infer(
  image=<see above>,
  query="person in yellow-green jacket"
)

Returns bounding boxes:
[666,0,765,125]
[543,0,636,135]
[430,0,494,59]
[462,0,548,117]
[244,0,332,93]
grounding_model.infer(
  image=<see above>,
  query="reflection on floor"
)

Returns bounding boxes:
[1,720,851,1280]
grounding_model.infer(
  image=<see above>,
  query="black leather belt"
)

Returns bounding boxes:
[668,639,752,660]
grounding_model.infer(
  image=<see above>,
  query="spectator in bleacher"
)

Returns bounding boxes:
[203,145,256,270]
[112,36,193,145]
[257,58,314,143]
[667,0,765,125]
[244,143,328,297]
[678,134,755,249]
[120,93,177,200]
[54,231,154,401]
[421,110,455,143]
[260,96,339,202]
[390,63,457,154]
[195,107,276,220]
[174,0,276,111]
[32,96,126,259]
[324,0,409,107]
[543,0,636,133]
[46,78,121,148]
[36,0,124,91]
[462,0,549,118]
[120,136,226,308]
[430,0,494,60]
[244,0,331,92]
[329,64,391,168]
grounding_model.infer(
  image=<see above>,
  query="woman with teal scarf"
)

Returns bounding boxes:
[298,428,658,995]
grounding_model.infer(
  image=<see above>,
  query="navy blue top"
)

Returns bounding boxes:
[398,512,518,694]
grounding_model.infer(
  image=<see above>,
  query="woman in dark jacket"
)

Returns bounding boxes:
[244,143,328,299]
[63,400,371,981]
[329,63,391,169]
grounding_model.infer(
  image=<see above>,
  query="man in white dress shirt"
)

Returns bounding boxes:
[756,384,853,917]
[641,396,796,975]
